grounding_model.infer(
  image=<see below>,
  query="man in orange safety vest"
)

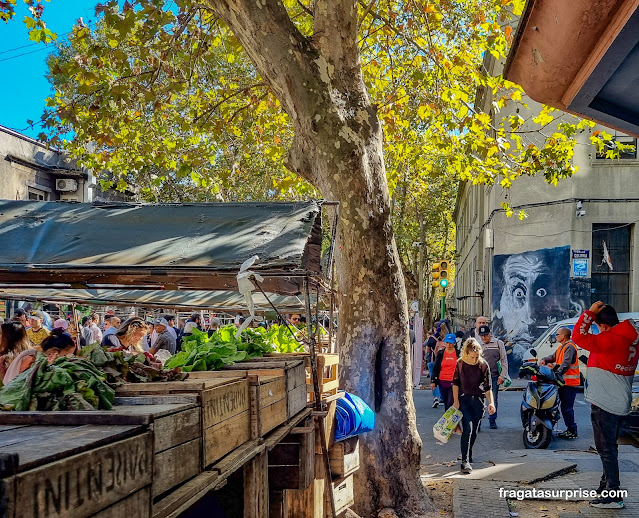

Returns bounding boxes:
[539,326,581,438]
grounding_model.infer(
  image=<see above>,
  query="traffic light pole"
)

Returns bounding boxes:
[440,293,446,320]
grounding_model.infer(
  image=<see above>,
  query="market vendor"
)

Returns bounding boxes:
[102,317,149,354]
[3,328,76,385]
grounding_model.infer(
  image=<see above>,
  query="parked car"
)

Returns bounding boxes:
[524,313,639,385]
[621,385,639,441]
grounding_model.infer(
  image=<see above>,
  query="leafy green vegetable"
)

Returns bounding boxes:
[0,354,115,411]
[164,324,309,371]
[77,342,187,385]
[0,344,189,412]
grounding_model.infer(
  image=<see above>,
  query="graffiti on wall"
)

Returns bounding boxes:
[491,246,570,376]
[569,278,592,318]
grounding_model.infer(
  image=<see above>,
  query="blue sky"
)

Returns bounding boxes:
[0,1,97,138]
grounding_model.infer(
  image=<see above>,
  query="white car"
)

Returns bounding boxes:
[526,313,639,384]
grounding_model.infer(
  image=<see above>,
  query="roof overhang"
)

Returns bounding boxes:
[0,288,308,312]
[0,200,324,295]
[504,0,639,137]
[5,154,88,179]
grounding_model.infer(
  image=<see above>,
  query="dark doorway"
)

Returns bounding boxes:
[591,223,632,312]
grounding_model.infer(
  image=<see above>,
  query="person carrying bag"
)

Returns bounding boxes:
[453,338,496,474]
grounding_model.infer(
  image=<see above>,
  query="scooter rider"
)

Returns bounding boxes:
[539,327,580,439]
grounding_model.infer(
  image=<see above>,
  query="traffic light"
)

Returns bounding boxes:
[432,260,450,288]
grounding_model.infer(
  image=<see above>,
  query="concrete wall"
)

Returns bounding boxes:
[0,126,90,202]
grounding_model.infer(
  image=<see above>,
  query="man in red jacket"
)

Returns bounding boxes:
[572,301,639,509]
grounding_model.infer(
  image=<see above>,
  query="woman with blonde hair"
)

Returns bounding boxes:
[453,338,496,474]
[102,317,149,353]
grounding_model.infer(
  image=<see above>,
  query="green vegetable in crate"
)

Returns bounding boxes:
[265,324,306,353]
[165,325,277,371]
[0,354,115,411]
[78,342,188,384]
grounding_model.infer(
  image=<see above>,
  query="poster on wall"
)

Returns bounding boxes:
[569,278,592,318]
[491,245,570,376]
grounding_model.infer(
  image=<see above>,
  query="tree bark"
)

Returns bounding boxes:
[209,0,430,515]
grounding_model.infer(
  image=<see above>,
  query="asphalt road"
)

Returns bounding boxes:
[415,386,595,466]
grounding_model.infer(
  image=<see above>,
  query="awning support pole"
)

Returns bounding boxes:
[305,276,336,518]
[71,303,80,347]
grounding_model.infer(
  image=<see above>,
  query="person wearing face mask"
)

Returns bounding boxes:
[452,338,496,474]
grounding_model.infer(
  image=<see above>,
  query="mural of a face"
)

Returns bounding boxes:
[492,246,569,348]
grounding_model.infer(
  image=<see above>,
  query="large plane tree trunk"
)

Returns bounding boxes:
[211,0,430,515]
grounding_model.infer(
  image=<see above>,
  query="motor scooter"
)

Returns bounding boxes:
[518,350,565,449]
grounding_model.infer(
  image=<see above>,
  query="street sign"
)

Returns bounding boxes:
[572,259,588,277]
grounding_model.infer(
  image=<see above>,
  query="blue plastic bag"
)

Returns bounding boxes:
[334,392,375,442]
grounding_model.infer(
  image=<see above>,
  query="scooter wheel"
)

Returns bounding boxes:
[523,425,552,449]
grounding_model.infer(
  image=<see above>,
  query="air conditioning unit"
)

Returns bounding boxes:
[56,178,78,192]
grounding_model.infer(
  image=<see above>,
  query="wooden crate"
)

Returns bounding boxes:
[220,360,308,420]
[279,454,354,518]
[251,374,288,437]
[107,399,203,499]
[308,354,339,402]
[328,437,360,478]
[331,475,354,515]
[314,393,344,454]
[268,418,315,491]
[115,377,251,469]
[0,425,152,518]
[0,401,203,503]
[182,371,288,439]
[263,354,340,403]
[91,487,152,518]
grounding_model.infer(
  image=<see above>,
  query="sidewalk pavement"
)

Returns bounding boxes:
[425,447,639,518]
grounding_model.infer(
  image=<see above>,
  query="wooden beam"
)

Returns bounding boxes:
[244,451,269,518]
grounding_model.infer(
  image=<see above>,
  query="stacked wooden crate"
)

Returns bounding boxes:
[0,423,153,518]
[183,370,289,438]
[115,377,251,470]
[219,359,308,419]
[115,399,203,499]
[327,437,360,514]
[263,353,340,402]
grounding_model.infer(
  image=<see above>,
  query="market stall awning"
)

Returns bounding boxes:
[0,200,323,294]
[504,0,639,137]
[0,288,308,312]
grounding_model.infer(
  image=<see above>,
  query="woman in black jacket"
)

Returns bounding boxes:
[430,333,459,410]
[453,338,496,474]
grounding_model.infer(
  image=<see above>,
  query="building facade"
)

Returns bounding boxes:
[0,125,92,202]
[453,62,639,376]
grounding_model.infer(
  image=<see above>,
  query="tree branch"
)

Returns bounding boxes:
[313,0,360,81]
[192,83,266,124]
[206,0,318,120]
